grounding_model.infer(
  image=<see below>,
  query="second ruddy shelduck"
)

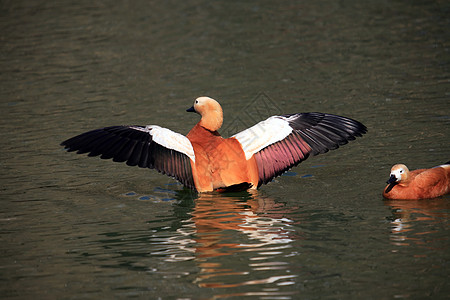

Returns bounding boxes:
[61,97,367,192]
[383,162,450,200]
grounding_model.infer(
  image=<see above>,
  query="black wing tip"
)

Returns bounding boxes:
[60,141,80,152]
[61,125,196,190]
[355,122,368,136]
[285,112,367,133]
[290,112,367,152]
[254,112,367,187]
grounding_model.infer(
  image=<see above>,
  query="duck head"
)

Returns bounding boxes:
[385,164,409,193]
[187,96,223,132]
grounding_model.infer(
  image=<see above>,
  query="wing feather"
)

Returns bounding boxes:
[61,125,196,189]
[233,112,367,186]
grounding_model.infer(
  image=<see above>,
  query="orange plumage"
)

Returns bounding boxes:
[186,123,259,192]
[61,96,367,192]
[383,163,450,200]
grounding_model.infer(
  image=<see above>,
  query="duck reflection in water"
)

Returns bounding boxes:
[156,189,301,293]
[385,198,450,248]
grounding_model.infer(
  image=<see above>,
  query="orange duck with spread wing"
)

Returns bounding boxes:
[61,97,367,192]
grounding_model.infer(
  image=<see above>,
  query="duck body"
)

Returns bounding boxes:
[61,96,367,192]
[383,163,450,200]
[186,123,259,192]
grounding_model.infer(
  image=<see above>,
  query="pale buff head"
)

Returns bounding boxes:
[187,97,223,131]
[389,164,410,183]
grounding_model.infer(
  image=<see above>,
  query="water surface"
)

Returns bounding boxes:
[1,1,449,299]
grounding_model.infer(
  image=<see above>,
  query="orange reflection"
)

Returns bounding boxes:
[170,190,301,293]
[191,191,299,259]
[384,198,450,247]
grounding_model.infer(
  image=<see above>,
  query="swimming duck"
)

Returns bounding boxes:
[61,97,367,192]
[383,162,450,199]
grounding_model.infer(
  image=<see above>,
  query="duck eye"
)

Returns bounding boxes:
[399,170,403,174]
[195,100,199,104]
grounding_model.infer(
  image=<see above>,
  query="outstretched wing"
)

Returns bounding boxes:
[61,125,196,189]
[232,113,367,186]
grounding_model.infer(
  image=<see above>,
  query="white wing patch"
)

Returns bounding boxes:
[131,125,195,162]
[232,116,293,160]
[435,163,450,169]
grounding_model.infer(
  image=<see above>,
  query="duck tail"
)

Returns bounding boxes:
[441,161,450,170]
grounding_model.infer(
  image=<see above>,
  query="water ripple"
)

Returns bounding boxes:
[144,191,301,297]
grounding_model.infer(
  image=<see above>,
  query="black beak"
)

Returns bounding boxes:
[186,106,195,112]
[385,174,397,194]
[386,174,397,184]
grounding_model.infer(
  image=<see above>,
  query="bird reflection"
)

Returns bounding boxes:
[192,191,296,257]
[154,189,301,294]
[384,197,450,247]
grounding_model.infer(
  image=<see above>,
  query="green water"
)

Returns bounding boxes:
[1,1,449,299]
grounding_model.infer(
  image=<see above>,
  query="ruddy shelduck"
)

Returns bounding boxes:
[383,162,450,200]
[61,97,367,192]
